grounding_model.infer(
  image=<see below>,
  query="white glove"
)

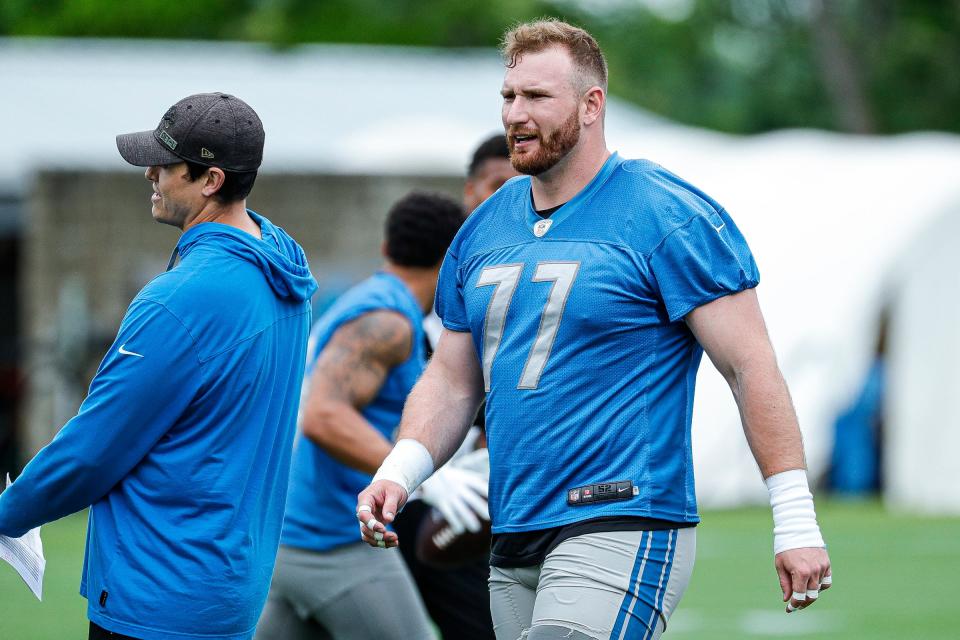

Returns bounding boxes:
[452,447,490,477]
[419,451,490,535]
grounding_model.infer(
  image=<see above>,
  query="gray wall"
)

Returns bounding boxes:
[20,169,463,456]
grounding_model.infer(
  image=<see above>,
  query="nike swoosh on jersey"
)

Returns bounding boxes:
[118,344,144,358]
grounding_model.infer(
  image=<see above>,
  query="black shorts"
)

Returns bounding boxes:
[89,622,140,640]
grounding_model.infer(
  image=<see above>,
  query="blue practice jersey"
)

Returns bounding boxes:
[282,272,426,551]
[436,153,759,533]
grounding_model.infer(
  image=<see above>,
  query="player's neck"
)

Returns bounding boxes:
[183,201,262,239]
[383,263,439,315]
[530,140,610,210]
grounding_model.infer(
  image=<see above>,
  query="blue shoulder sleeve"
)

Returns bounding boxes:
[0,299,202,537]
[648,207,760,322]
[435,249,470,331]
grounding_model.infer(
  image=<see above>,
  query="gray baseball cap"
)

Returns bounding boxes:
[116,93,264,172]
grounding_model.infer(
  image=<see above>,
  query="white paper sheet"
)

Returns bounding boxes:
[0,473,45,600]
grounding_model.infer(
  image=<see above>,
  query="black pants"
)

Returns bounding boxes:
[89,622,140,640]
[393,499,495,640]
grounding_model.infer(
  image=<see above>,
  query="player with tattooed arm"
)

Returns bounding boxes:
[255,192,470,640]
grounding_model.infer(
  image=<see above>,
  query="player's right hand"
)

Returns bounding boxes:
[356,479,408,549]
[775,546,832,613]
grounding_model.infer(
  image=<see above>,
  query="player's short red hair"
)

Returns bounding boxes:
[500,18,608,93]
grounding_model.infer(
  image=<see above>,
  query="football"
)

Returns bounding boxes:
[415,507,491,569]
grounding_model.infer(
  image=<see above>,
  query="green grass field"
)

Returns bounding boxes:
[1,500,957,639]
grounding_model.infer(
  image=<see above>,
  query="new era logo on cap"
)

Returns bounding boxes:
[201,148,214,159]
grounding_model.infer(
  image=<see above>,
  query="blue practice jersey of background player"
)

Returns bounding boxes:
[436,152,760,533]
[282,272,426,551]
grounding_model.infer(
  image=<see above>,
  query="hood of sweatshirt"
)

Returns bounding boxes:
[174,210,317,303]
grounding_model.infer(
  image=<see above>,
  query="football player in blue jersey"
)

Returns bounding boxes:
[255,192,475,640]
[358,19,832,640]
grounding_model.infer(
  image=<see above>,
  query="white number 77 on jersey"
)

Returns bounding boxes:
[476,261,579,392]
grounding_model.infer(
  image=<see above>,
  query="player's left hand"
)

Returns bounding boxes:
[775,547,831,613]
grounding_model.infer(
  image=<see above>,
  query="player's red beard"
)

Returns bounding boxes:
[507,108,581,176]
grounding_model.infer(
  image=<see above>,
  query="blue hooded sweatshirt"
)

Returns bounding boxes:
[0,211,317,640]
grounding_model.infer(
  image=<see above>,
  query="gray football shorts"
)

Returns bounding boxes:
[254,543,436,640]
[489,528,695,640]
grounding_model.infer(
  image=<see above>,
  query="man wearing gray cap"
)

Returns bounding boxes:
[0,93,317,640]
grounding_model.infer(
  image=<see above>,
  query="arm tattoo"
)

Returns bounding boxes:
[311,311,414,409]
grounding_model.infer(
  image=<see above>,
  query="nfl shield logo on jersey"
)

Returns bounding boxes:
[533,219,553,237]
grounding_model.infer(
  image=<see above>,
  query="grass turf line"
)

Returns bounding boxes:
[1,501,957,639]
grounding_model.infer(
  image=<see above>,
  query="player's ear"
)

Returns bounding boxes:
[202,167,226,197]
[380,240,389,259]
[582,86,605,126]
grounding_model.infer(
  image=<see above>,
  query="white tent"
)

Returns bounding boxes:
[0,37,662,192]
[621,130,960,508]
[885,204,960,514]
[3,37,959,510]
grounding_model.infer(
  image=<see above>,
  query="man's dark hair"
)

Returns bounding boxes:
[468,134,510,177]
[185,161,258,204]
[385,191,465,268]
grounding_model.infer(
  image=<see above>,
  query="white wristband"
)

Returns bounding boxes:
[765,469,825,555]
[372,439,435,496]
